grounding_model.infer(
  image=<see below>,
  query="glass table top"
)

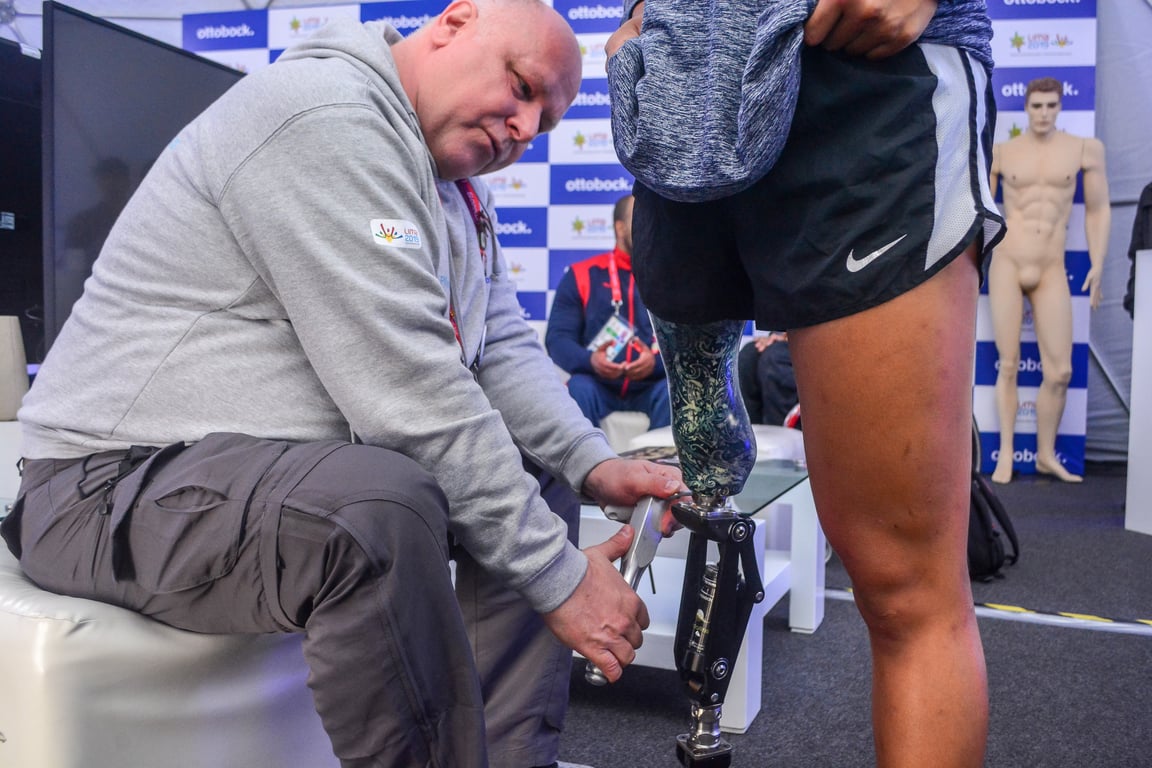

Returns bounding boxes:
[619,445,808,517]
[733,459,810,516]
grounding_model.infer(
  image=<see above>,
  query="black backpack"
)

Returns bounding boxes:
[968,423,1020,581]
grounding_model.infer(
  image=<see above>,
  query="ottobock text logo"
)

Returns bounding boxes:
[196,23,256,40]
[495,220,533,236]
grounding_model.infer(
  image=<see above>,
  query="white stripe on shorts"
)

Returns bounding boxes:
[922,44,1003,272]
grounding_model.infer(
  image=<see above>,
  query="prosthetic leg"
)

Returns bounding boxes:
[655,317,765,768]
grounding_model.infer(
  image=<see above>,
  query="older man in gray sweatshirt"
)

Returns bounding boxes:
[2,2,683,766]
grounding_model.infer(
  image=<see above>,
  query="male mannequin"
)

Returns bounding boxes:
[988,77,1110,483]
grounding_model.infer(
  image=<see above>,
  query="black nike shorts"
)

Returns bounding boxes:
[631,43,1006,330]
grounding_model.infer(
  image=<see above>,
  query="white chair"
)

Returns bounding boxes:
[600,410,651,453]
[0,545,338,768]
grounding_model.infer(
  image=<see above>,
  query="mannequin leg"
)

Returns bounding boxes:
[1028,268,1080,482]
[788,250,986,768]
[986,255,1025,483]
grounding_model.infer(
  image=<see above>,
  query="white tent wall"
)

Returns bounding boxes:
[1089,0,1152,462]
[3,0,1146,462]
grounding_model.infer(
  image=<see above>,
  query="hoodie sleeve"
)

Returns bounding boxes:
[470,189,616,491]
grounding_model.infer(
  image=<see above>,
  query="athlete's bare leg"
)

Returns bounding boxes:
[986,252,1026,484]
[788,249,987,768]
[1028,264,1081,482]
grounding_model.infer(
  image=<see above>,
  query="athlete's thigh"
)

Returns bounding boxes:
[787,250,979,579]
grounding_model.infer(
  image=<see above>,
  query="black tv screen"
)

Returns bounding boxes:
[41,1,244,356]
[0,38,43,363]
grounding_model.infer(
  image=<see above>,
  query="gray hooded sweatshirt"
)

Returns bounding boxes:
[19,20,614,613]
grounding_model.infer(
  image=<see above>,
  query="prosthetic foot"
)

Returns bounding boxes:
[653,317,765,767]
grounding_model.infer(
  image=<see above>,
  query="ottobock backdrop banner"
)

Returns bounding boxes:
[976,0,1098,476]
[183,2,1099,475]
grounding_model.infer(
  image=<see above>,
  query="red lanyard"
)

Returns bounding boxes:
[455,179,491,278]
[607,249,636,396]
[606,249,634,337]
[607,248,623,308]
[450,179,492,370]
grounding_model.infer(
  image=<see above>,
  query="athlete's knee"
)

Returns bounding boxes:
[849,564,969,645]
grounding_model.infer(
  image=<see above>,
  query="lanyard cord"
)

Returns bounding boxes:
[450,179,491,371]
[607,249,636,395]
[455,179,491,277]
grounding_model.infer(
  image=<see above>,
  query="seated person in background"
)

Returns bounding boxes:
[737,331,799,427]
[546,194,671,429]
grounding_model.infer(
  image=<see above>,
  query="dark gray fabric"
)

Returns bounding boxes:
[454,460,582,767]
[6,433,487,768]
[737,340,797,427]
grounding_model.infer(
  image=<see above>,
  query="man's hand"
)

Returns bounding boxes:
[605,1,645,60]
[805,0,937,60]
[752,332,788,353]
[590,341,627,380]
[622,339,657,381]
[583,457,685,536]
[542,526,650,683]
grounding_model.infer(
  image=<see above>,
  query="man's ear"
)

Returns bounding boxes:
[428,0,478,47]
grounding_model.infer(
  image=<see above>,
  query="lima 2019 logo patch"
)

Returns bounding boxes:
[370,219,422,249]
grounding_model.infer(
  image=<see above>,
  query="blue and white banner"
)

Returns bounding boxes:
[183,2,1097,475]
[977,0,1097,476]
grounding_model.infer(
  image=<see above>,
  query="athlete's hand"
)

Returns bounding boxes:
[805,0,937,60]
[542,526,649,683]
[606,1,645,61]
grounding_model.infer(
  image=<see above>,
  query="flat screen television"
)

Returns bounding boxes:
[0,38,43,363]
[41,1,244,357]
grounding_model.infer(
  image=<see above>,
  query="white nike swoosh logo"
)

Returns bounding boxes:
[845,234,908,273]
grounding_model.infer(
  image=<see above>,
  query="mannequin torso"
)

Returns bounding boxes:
[994,131,1090,284]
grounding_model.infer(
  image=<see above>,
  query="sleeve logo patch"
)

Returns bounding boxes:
[370,219,422,248]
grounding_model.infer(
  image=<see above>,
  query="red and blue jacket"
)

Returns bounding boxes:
[544,247,665,396]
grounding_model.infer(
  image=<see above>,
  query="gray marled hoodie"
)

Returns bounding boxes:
[19,20,614,613]
[609,0,996,202]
